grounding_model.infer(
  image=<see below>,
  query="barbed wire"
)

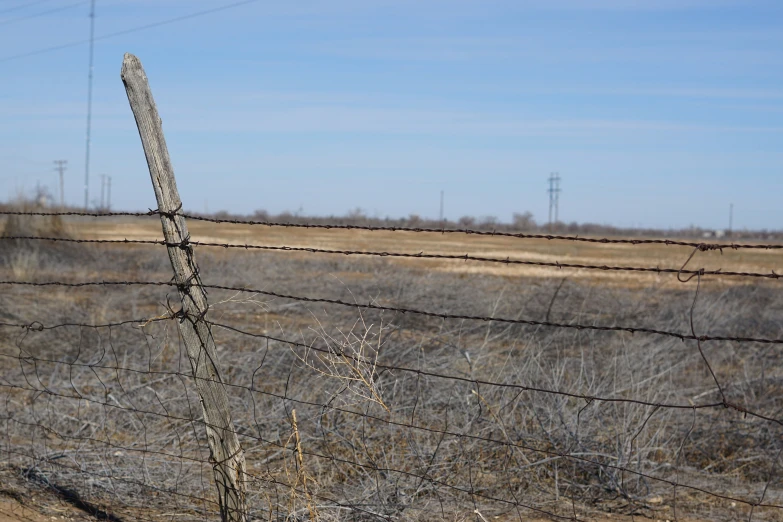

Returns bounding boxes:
[207,321,779,425]
[179,213,783,250]
[0,210,157,218]
[2,209,782,250]
[5,313,770,424]
[1,279,780,344]
[0,319,759,416]
[2,234,781,280]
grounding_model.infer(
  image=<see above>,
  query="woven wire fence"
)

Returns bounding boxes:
[1,210,782,521]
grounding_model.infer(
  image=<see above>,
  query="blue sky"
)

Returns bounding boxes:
[1,0,781,229]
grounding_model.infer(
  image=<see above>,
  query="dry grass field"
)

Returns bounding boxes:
[77,216,782,285]
[1,214,782,521]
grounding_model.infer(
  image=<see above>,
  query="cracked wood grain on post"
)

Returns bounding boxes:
[120,52,247,522]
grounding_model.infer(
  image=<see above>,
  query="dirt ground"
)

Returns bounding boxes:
[0,496,713,522]
[0,492,85,522]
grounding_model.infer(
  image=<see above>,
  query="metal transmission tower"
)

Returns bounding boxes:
[547,172,561,231]
[729,203,734,235]
[83,0,96,209]
[53,160,67,207]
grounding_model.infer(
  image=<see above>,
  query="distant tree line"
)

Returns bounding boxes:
[196,207,781,241]
[1,195,779,241]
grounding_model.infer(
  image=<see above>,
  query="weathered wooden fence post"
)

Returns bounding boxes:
[120,53,247,522]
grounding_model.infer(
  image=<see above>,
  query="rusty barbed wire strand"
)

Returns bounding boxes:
[2,209,782,250]
[0,316,173,332]
[179,213,783,250]
[199,283,783,344]
[208,321,776,423]
[1,280,781,344]
[0,210,157,218]
[2,235,781,280]
[0,322,755,415]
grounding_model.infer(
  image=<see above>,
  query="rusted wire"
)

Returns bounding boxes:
[4,235,780,280]
[1,280,780,344]
[2,209,781,250]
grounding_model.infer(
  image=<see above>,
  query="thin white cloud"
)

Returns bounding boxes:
[549,86,783,100]
[4,95,780,137]
[518,0,745,11]
[159,103,783,136]
[302,33,780,67]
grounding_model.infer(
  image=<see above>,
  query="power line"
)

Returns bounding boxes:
[0,0,55,16]
[0,0,262,64]
[84,0,95,210]
[729,203,734,235]
[0,0,87,28]
[547,172,561,231]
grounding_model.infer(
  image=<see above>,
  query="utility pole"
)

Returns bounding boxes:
[547,172,561,231]
[100,174,106,209]
[53,160,67,208]
[84,0,96,209]
[728,203,733,235]
[107,176,111,211]
[439,190,444,222]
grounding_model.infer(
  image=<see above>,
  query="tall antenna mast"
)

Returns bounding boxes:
[53,160,67,208]
[547,172,561,231]
[729,203,733,235]
[84,0,96,209]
